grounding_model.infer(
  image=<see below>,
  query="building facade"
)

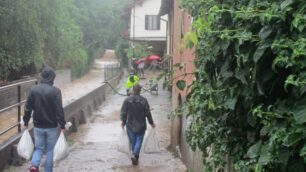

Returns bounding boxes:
[123,0,168,55]
[159,0,204,171]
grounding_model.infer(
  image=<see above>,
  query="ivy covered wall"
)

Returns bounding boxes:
[180,0,306,171]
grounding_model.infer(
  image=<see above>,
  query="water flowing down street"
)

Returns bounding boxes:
[10,50,186,172]
[1,0,305,171]
[54,75,186,172]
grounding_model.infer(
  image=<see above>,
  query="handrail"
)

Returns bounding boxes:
[0,79,37,91]
[0,100,26,114]
[0,79,37,137]
[0,123,19,136]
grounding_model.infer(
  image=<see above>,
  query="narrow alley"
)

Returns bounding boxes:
[10,50,186,172]
[54,74,186,172]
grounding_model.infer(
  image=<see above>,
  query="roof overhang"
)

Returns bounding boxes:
[159,0,173,16]
[129,37,167,41]
[122,0,146,18]
[126,0,146,10]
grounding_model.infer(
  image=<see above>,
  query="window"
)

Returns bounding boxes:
[145,15,160,30]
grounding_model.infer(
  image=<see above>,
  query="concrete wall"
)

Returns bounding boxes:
[0,72,122,171]
[130,0,167,40]
[171,94,204,172]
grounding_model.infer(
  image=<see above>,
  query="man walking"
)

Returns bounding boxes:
[23,66,66,172]
[120,84,155,165]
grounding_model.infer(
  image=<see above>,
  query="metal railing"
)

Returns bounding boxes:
[104,63,121,81]
[0,63,120,138]
[0,79,37,136]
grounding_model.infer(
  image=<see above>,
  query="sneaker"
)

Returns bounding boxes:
[29,166,39,172]
[131,155,138,165]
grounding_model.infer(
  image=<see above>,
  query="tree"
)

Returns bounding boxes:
[0,0,127,80]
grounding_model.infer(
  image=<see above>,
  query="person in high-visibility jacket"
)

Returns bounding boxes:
[125,74,139,95]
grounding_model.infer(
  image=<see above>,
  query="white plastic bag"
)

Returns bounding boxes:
[53,132,69,162]
[17,129,34,160]
[117,128,130,154]
[143,128,160,153]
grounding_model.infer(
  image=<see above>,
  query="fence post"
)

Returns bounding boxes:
[104,65,107,81]
[111,64,114,79]
[17,85,21,133]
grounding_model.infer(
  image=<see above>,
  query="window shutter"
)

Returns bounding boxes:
[145,15,160,30]
[145,15,149,30]
[156,16,160,30]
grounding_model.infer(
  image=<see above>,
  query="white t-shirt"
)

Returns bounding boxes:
[138,62,144,69]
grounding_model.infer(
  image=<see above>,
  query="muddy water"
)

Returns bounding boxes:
[53,73,186,172]
[10,51,186,172]
[0,51,118,144]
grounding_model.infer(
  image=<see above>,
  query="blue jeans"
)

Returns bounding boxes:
[31,127,59,172]
[127,128,144,156]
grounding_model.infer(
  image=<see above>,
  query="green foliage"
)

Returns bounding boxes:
[0,0,44,80]
[180,0,306,171]
[125,43,151,59]
[0,0,86,80]
[176,80,186,91]
[115,37,129,67]
[0,0,127,80]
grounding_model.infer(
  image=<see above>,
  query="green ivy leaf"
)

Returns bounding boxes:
[176,80,186,91]
[292,99,306,124]
[285,75,299,92]
[247,141,262,159]
[281,0,294,10]
[258,144,271,165]
[260,126,269,136]
[253,43,270,63]
[258,26,273,40]
[224,98,237,110]
[299,144,306,157]
[283,132,303,146]
[189,31,198,46]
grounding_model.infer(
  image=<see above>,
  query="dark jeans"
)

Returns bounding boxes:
[127,128,144,156]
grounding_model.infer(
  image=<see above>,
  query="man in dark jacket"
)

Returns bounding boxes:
[120,84,155,165]
[23,66,66,172]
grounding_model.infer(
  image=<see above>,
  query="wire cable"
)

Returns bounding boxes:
[103,80,158,96]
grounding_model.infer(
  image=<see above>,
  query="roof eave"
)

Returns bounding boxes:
[159,0,173,16]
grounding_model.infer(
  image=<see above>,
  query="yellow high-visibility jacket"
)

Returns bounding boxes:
[125,75,139,89]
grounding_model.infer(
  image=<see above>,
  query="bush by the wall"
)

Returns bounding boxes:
[181,0,306,171]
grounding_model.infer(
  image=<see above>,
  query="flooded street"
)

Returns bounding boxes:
[54,73,186,172]
[10,50,186,172]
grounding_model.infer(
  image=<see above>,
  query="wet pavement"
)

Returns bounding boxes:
[9,51,186,172]
[53,75,186,172]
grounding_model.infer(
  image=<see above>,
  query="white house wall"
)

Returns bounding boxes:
[130,0,167,40]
